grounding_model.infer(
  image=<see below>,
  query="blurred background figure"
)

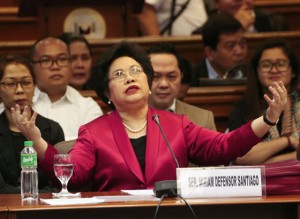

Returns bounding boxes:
[136,0,208,36]
[192,13,248,85]
[58,32,94,91]
[196,0,289,34]
[0,54,64,194]
[228,38,299,164]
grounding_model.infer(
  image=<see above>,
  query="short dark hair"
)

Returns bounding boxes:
[202,13,243,50]
[92,41,154,109]
[146,43,194,84]
[0,54,35,82]
[29,36,68,60]
[58,32,91,55]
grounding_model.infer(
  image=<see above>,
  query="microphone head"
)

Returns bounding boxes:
[152,114,160,124]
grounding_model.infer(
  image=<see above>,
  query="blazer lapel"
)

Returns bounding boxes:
[107,111,144,183]
[144,108,160,182]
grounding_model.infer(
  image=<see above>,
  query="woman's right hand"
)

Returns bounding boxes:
[11,104,41,141]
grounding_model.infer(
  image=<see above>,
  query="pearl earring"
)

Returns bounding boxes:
[149,91,152,95]
[108,100,111,104]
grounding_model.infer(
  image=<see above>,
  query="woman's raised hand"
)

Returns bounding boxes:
[11,104,41,141]
[264,81,287,123]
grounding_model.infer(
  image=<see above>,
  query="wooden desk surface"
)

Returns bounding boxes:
[1,192,300,219]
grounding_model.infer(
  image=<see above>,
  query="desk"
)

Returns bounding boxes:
[0,192,300,219]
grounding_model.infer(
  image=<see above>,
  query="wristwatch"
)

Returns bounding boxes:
[263,112,279,126]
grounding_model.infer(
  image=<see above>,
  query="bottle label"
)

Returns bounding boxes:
[21,154,37,167]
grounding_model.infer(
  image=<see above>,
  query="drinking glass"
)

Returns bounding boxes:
[52,154,80,198]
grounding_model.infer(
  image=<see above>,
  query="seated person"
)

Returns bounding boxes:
[58,32,94,91]
[177,55,195,100]
[192,13,248,85]
[12,41,286,192]
[195,0,289,34]
[136,0,208,36]
[0,55,64,194]
[228,38,299,164]
[147,43,216,130]
[30,36,103,140]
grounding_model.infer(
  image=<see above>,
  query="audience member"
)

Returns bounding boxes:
[147,43,216,130]
[192,13,248,85]
[194,0,289,34]
[0,55,64,194]
[12,41,286,192]
[30,36,103,140]
[228,38,299,164]
[177,55,195,100]
[58,32,94,91]
[136,0,208,36]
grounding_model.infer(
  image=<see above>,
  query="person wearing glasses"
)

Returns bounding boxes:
[228,38,299,164]
[30,36,103,140]
[11,41,287,192]
[0,54,65,194]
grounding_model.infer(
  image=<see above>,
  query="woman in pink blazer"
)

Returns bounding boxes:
[12,41,287,192]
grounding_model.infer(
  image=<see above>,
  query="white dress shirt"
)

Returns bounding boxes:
[33,86,103,140]
[146,0,208,36]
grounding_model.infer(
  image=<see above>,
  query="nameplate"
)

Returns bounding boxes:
[177,166,265,198]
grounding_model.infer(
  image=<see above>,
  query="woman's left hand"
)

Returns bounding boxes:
[264,81,287,123]
[11,104,42,141]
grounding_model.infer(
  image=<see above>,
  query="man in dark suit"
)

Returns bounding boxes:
[192,13,248,86]
[147,43,216,131]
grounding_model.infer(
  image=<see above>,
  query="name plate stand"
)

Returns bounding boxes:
[177,166,266,198]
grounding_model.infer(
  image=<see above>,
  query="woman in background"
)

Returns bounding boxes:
[0,55,64,193]
[58,32,94,90]
[228,38,299,164]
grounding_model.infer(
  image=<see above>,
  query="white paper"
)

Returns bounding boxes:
[94,195,159,202]
[121,189,154,196]
[40,197,105,205]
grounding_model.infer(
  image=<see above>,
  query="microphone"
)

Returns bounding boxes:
[152,114,179,198]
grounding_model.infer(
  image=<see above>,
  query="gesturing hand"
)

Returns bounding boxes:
[264,81,287,123]
[11,104,41,141]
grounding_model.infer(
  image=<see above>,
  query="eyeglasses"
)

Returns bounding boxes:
[258,60,290,73]
[109,65,144,82]
[0,79,34,90]
[31,56,70,68]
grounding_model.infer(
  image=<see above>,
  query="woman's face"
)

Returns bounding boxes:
[0,63,35,111]
[107,56,150,110]
[69,41,92,90]
[257,47,293,89]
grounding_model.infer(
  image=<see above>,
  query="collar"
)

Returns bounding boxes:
[206,58,244,79]
[168,99,176,112]
[33,86,74,104]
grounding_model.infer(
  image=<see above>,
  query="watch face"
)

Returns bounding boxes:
[64,7,106,39]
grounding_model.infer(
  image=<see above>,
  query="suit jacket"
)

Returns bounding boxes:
[0,112,64,194]
[40,107,260,192]
[175,99,216,130]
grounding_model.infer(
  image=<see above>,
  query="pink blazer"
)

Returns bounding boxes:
[40,107,260,191]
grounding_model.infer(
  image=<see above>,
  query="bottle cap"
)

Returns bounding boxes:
[24,141,33,147]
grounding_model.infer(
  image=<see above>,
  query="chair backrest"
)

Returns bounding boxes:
[54,139,76,154]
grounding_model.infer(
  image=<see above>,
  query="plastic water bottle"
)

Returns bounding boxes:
[20,141,38,200]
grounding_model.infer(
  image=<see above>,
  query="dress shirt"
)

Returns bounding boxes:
[145,0,208,36]
[33,86,103,140]
[206,58,244,79]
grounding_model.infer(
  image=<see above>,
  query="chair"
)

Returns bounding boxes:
[54,139,76,154]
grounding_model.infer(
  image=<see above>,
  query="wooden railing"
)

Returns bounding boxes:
[1,31,300,65]
[81,85,246,132]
